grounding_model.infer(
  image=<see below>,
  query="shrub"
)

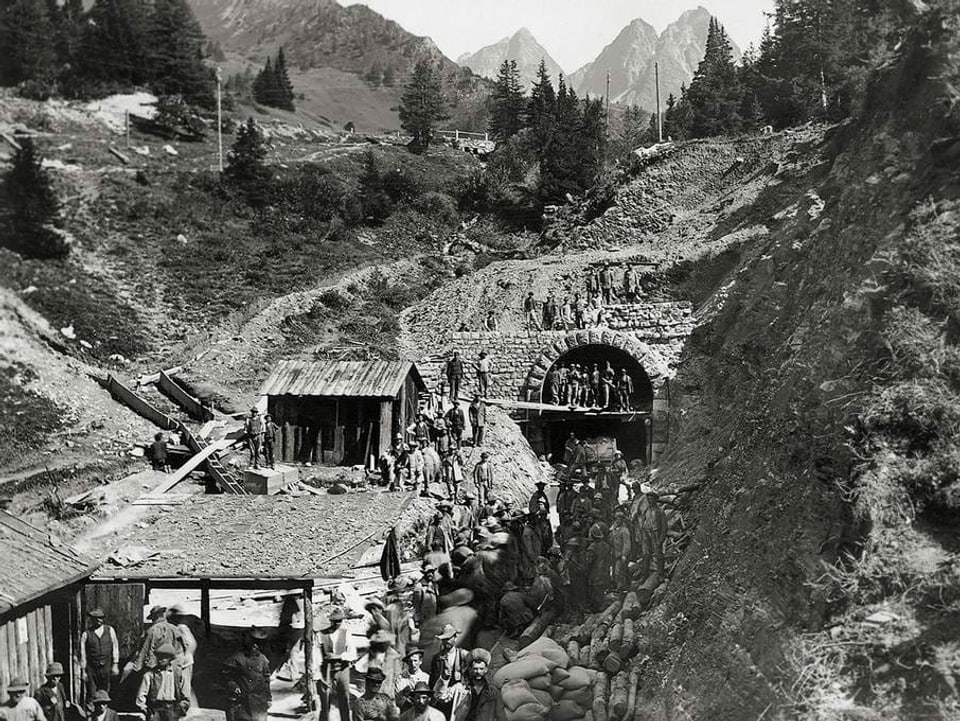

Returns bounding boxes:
[415,191,459,227]
[3,138,67,259]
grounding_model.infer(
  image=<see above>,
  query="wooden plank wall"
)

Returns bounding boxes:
[0,606,54,702]
[82,584,146,666]
[157,371,214,422]
[104,375,179,431]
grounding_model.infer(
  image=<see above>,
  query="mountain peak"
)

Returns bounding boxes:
[459,27,564,89]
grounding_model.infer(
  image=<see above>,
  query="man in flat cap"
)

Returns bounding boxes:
[80,607,119,699]
[0,679,45,721]
[223,628,272,721]
[136,644,188,721]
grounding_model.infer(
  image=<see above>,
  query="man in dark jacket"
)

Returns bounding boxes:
[223,629,272,721]
[462,649,503,721]
[446,404,466,449]
[445,353,465,402]
[468,397,486,447]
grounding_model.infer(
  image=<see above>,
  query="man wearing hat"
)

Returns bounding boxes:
[633,483,667,582]
[570,482,594,523]
[420,438,441,496]
[609,506,634,590]
[244,407,264,469]
[1,679,44,721]
[586,524,613,611]
[399,681,444,721]
[463,649,501,721]
[317,609,355,721]
[134,607,182,674]
[136,643,188,721]
[89,691,118,721]
[395,647,430,701]
[35,663,72,721]
[556,479,575,526]
[468,396,486,448]
[351,668,399,721]
[460,492,478,531]
[79,607,119,698]
[223,628,271,721]
[527,481,549,516]
[428,624,468,718]
[472,453,494,507]
[357,630,402,700]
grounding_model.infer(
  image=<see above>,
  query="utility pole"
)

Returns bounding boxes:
[605,71,611,133]
[215,67,224,172]
[655,62,663,143]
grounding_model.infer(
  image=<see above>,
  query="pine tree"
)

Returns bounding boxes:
[527,60,557,151]
[540,75,585,200]
[357,149,391,222]
[225,117,271,204]
[683,18,743,138]
[252,57,273,105]
[398,58,448,153]
[489,59,524,142]
[148,0,213,107]
[578,98,606,188]
[79,0,151,88]
[5,137,66,258]
[0,0,57,86]
[273,47,295,111]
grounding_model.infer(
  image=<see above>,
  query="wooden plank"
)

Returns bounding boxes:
[105,375,179,431]
[108,146,130,164]
[83,584,145,665]
[148,438,233,494]
[0,617,10,699]
[14,612,27,680]
[158,371,213,422]
[0,132,22,151]
[302,586,314,712]
[26,609,39,690]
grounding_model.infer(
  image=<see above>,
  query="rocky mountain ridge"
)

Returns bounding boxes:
[457,27,565,89]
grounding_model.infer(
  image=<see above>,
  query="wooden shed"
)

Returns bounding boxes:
[0,511,98,703]
[258,360,426,466]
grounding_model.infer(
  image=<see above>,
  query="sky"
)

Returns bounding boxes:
[337,0,774,73]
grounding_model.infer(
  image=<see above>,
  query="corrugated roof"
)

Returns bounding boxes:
[0,512,97,614]
[258,360,425,398]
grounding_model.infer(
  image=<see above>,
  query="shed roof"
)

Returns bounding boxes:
[0,511,97,614]
[258,360,425,399]
[93,492,415,580]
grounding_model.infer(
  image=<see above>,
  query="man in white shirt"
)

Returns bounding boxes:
[395,647,430,699]
[79,607,120,699]
[136,644,188,721]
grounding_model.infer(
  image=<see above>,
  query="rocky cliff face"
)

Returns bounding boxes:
[457,28,565,89]
[571,18,659,101]
[571,6,740,111]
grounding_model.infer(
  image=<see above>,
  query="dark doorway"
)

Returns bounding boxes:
[544,415,648,464]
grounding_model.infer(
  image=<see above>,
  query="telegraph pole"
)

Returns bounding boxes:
[215,67,224,172]
[655,62,663,143]
[605,71,611,133]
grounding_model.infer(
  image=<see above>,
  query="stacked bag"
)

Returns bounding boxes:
[493,637,596,721]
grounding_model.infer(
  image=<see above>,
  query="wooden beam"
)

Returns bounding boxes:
[302,584,314,712]
[200,581,211,638]
[148,438,234,495]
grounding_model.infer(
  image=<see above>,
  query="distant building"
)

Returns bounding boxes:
[258,360,426,466]
[0,511,98,702]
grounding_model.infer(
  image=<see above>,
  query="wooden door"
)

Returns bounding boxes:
[82,583,145,667]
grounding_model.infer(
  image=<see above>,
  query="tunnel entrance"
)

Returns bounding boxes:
[525,343,654,466]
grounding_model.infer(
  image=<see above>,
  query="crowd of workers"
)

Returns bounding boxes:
[515,264,650,332]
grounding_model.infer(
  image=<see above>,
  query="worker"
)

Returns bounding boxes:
[80,607,119,698]
[586,524,613,611]
[599,263,614,304]
[317,609,355,721]
[223,628,272,721]
[468,396,486,448]
[0,679,46,721]
[88,691,118,721]
[428,625,468,719]
[635,484,667,581]
[35,663,71,721]
[560,296,574,331]
[623,265,639,301]
[136,644,189,721]
[545,366,560,406]
[462,649,503,721]
[446,403,465,449]
[617,369,634,411]
[420,439,441,496]
[475,352,491,397]
[150,433,170,473]
[573,293,587,330]
[445,352,464,402]
[472,452,494,506]
[351,668,399,721]
[414,415,432,446]
[527,481,549,516]
[518,514,542,585]
[358,628,403,698]
[522,292,540,330]
[441,450,463,501]
[609,506,634,590]
[543,292,558,330]
[562,433,578,465]
[395,648,430,701]
[556,479,575,525]
[134,606,182,673]
[398,682,444,721]
[262,414,279,468]
[611,451,629,500]
[408,442,425,490]
[601,363,616,409]
[412,564,438,626]
[244,407,264,469]
[167,607,197,700]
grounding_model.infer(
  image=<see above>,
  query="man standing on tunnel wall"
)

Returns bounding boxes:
[599,263,614,305]
[445,352,464,403]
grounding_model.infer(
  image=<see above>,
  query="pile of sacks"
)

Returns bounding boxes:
[493,637,596,721]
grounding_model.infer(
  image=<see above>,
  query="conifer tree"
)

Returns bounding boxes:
[527,60,557,151]
[148,0,213,107]
[684,18,742,138]
[273,47,295,111]
[399,58,447,153]
[225,117,271,204]
[253,57,273,105]
[0,0,57,86]
[489,59,524,142]
[79,0,151,88]
[5,137,65,258]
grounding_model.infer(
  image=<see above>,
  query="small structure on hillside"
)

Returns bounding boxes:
[0,511,98,702]
[258,360,426,466]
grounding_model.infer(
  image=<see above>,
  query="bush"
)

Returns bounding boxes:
[415,191,459,227]
[3,138,67,259]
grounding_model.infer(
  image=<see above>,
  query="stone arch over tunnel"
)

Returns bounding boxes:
[521,330,670,465]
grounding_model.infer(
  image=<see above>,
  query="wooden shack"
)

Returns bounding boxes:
[0,511,98,703]
[258,360,426,466]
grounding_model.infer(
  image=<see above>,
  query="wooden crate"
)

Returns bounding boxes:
[242,464,298,495]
